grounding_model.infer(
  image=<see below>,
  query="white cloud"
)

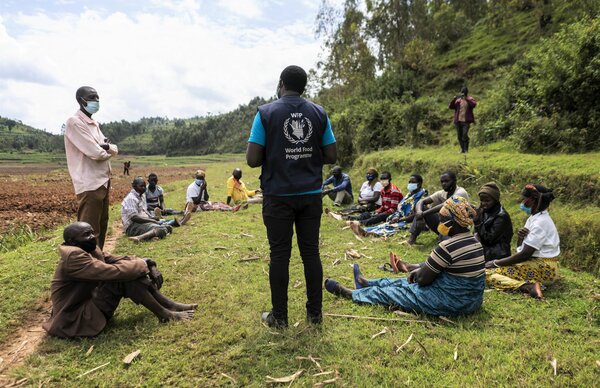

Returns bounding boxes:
[218,0,262,19]
[0,3,321,132]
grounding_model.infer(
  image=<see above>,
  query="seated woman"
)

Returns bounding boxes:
[325,196,485,317]
[338,168,382,216]
[485,184,559,299]
[351,174,428,237]
[473,182,513,261]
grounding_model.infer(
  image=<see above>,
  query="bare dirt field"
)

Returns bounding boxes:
[0,163,202,236]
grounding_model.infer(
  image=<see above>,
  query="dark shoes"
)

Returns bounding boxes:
[261,312,288,329]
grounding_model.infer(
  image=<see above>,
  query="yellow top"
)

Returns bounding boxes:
[226,176,257,204]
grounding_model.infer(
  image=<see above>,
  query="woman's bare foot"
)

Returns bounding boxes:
[519,282,544,299]
[349,221,366,237]
[389,252,410,273]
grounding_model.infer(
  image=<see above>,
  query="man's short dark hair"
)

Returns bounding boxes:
[148,173,158,180]
[76,86,94,102]
[280,65,307,94]
[410,174,423,184]
[441,171,457,181]
[381,171,392,180]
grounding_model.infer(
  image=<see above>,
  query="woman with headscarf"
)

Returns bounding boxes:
[474,182,513,261]
[485,184,559,299]
[325,196,485,316]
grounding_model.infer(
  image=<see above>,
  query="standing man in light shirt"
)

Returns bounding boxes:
[63,86,118,250]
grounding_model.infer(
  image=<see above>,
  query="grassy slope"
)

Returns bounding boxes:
[1,153,598,386]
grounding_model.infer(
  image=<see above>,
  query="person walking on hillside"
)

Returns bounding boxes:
[449,86,477,153]
[247,65,337,328]
[63,86,117,250]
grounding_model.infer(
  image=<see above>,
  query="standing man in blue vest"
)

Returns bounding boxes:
[247,65,337,328]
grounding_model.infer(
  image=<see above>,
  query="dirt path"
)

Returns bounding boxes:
[0,221,123,387]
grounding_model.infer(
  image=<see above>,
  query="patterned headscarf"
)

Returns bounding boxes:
[439,196,477,227]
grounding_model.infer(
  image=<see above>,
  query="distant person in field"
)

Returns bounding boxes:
[449,86,477,153]
[63,86,117,250]
[349,174,428,238]
[43,221,196,338]
[326,196,485,317]
[146,173,182,218]
[485,184,559,299]
[322,166,353,207]
[121,177,180,243]
[123,161,131,175]
[246,65,337,328]
[473,182,513,262]
[226,168,262,206]
[409,171,470,245]
[181,170,240,225]
[347,171,403,231]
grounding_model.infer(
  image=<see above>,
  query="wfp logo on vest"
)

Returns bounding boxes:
[283,113,313,145]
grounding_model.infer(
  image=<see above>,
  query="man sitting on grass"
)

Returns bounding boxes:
[226,168,262,206]
[146,172,182,218]
[322,166,353,207]
[43,222,196,338]
[122,177,180,243]
[181,170,240,225]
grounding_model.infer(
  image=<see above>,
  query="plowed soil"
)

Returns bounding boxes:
[0,164,201,235]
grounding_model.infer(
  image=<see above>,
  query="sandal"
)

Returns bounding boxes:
[378,262,396,273]
[389,252,410,273]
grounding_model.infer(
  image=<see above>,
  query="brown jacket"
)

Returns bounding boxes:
[42,245,148,338]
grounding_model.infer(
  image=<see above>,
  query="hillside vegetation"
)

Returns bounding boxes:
[0,117,63,153]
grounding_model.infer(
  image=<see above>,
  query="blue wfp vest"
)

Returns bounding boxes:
[258,95,328,195]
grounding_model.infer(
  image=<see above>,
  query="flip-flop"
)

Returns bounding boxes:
[378,262,395,273]
[353,263,363,289]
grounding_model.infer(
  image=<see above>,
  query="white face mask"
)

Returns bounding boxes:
[83,100,99,114]
[380,179,390,187]
[407,183,418,192]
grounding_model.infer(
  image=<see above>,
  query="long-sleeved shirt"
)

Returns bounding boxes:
[375,183,403,214]
[42,245,148,338]
[322,173,353,196]
[226,176,256,204]
[64,110,118,194]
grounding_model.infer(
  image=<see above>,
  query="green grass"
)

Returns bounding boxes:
[1,151,598,386]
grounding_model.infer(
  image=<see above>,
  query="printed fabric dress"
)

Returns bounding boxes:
[363,189,428,237]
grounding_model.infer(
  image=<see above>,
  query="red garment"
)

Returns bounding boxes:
[376,183,403,214]
[449,96,477,124]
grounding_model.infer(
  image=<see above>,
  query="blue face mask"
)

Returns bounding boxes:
[366,174,375,181]
[83,100,99,114]
[520,202,532,215]
[195,178,204,186]
[407,183,418,192]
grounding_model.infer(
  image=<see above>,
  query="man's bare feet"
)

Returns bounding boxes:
[170,302,198,311]
[328,211,343,221]
[160,310,195,322]
[349,221,366,237]
[128,236,141,243]
[519,282,544,299]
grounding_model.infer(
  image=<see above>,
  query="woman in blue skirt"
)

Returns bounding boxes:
[325,196,486,317]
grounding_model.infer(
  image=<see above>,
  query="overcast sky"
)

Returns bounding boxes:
[0,0,330,133]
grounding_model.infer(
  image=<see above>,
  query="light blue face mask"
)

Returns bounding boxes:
[83,100,99,114]
[407,183,418,192]
[195,178,204,186]
[520,202,532,215]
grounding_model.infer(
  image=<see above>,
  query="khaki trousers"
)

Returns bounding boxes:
[77,184,110,249]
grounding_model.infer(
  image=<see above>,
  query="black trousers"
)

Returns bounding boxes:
[455,122,470,152]
[262,194,323,323]
[349,211,389,226]
[409,211,440,238]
